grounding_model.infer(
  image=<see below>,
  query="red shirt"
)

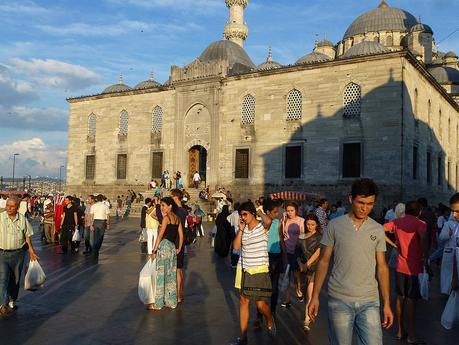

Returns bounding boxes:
[384,215,427,275]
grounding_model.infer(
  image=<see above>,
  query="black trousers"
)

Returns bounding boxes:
[257,252,282,317]
[61,227,76,253]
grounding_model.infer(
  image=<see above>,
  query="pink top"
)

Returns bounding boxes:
[283,216,305,254]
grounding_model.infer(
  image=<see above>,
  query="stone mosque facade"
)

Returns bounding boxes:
[66,0,459,205]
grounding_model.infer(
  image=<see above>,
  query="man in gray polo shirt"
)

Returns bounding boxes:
[308,178,393,345]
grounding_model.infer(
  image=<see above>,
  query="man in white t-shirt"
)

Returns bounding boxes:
[193,171,201,189]
[90,194,110,258]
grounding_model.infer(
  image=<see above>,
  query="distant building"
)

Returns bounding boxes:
[66,0,459,205]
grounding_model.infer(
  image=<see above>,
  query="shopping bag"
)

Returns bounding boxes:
[280,264,291,292]
[418,269,429,301]
[441,291,459,329]
[138,259,157,305]
[72,229,81,242]
[139,228,147,242]
[24,261,46,291]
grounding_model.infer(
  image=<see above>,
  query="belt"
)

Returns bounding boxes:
[0,248,23,252]
[94,219,107,221]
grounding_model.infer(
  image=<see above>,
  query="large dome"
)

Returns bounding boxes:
[199,40,255,74]
[343,1,418,40]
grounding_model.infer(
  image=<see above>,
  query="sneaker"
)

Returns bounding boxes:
[8,300,14,310]
[267,318,277,338]
[298,296,304,303]
[229,337,247,345]
[280,302,291,308]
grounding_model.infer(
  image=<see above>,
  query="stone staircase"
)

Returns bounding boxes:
[127,188,214,218]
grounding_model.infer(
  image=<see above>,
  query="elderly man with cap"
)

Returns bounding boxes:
[0,196,39,316]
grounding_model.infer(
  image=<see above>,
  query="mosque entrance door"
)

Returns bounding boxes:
[188,145,207,188]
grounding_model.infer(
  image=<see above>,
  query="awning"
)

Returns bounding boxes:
[269,191,325,202]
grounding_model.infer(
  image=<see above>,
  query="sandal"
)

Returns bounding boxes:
[146,305,161,311]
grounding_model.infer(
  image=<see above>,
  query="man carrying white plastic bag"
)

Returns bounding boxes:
[0,197,40,316]
[24,261,46,291]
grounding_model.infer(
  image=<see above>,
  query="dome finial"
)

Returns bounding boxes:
[315,33,319,48]
[118,73,124,84]
[267,46,273,62]
[378,0,389,8]
[149,70,155,80]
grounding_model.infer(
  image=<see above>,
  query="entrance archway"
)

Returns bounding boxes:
[188,145,207,188]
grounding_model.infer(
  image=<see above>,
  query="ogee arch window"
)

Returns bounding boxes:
[152,106,163,133]
[119,110,129,136]
[343,82,361,118]
[241,94,255,125]
[87,113,96,139]
[286,89,302,121]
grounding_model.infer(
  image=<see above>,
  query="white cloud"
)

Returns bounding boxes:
[36,19,202,37]
[0,105,68,131]
[0,64,39,107]
[0,138,66,177]
[11,58,101,90]
[0,1,49,15]
[106,0,221,9]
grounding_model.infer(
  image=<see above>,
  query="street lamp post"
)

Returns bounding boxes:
[12,153,20,190]
[59,165,65,192]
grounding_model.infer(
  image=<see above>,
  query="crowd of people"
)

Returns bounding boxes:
[1,178,459,345]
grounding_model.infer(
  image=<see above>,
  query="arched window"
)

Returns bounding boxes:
[119,110,129,136]
[286,89,302,121]
[87,113,96,139]
[241,94,255,125]
[152,106,163,133]
[373,36,380,43]
[343,82,361,118]
[386,35,393,46]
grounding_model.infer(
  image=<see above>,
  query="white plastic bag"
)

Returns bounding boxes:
[138,259,157,305]
[418,269,429,301]
[24,260,46,291]
[72,229,81,242]
[139,228,147,242]
[280,264,291,292]
[441,291,459,329]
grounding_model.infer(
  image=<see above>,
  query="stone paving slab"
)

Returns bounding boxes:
[0,219,458,345]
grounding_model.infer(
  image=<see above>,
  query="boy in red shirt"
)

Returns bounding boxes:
[384,201,429,344]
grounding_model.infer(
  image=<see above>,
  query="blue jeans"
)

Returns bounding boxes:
[84,226,92,251]
[0,248,26,306]
[91,220,106,256]
[328,297,382,345]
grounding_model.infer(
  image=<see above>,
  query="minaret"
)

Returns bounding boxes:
[224,0,249,48]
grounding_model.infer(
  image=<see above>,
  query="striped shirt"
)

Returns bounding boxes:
[0,211,34,250]
[238,222,269,269]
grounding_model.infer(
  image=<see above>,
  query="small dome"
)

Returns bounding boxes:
[134,73,161,89]
[410,22,433,34]
[428,66,459,84]
[341,41,390,59]
[256,47,282,71]
[296,51,332,65]
[102,83,132,94]
[343,1,418,40]
[445,51,458,59]
[316,39,334,48]
[199,40,255,74]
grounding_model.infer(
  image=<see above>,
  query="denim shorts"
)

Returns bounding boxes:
[328,297,382,345]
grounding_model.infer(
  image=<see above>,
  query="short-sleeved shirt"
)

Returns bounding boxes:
[62,206,77,229]
[0,212,34,250]
[321,215,386,302]
[90,202,110,220]
[284,217,304,254]
[384,215,427,276]
[238,222,269,269]
[267,219,281,254]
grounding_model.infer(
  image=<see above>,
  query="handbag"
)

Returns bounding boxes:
[240,229,272,298]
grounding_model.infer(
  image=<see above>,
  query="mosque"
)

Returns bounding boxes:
[66,0,459,205]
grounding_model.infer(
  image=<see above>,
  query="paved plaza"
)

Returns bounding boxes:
[0,220,458,345]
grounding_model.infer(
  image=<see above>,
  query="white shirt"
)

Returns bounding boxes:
[227,211,240,234]
[0,199,6,208]
[193,173,201,182]
[90,202,110,220]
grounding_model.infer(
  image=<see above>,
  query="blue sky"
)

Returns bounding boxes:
[1,0,458,178]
